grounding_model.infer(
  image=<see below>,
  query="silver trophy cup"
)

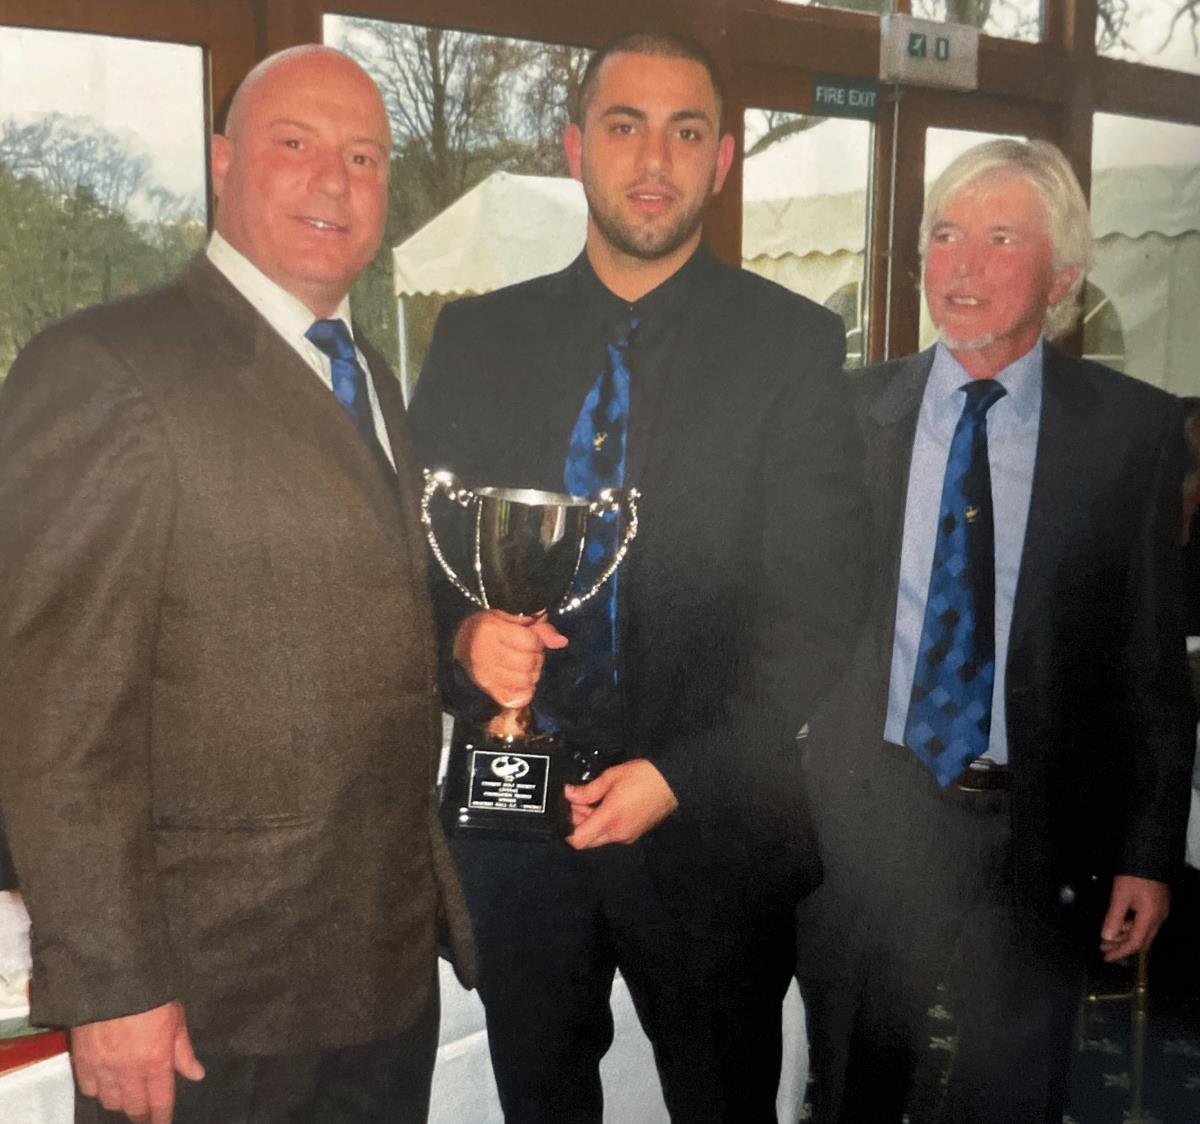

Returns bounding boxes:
[421,470,639,840]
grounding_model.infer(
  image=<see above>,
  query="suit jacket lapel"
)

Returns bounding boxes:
[541,266,599,489]
[625,248,724,487]
[181,257,409,542]
[1007,343,1100,682]
[368,342,434,575]
[864,349,933,670]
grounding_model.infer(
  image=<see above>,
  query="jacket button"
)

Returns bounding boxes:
[1058,884,1076,905]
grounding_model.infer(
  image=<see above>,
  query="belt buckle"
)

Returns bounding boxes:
[954,757,1009,793]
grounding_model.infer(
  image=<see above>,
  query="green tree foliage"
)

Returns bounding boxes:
[0,113,203,378]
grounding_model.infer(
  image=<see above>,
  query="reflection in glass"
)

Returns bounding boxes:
[825,282,866,366]
[324,14,588,391]
[912,0,1041,42]
[742,112,874,367]
[1091,113,1200,394]
[774,0,1042,41]
[1082,281,1125,373]
[1096,0,1200,77]
[0,27,206,377]
[771,1,893,14]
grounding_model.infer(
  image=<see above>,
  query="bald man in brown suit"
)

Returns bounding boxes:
[0,46,473,1124]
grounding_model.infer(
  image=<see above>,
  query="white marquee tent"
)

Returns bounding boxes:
[393,144,1199,395]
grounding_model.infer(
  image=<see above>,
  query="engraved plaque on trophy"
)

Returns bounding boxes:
[421,470,638,841]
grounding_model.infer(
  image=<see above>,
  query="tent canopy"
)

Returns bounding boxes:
[393,171,586,298]
[394,164,1200,298]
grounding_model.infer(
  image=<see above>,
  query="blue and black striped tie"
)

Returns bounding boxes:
[904,378,1007,787]
[306,318,383,456]
[546,317,637,743]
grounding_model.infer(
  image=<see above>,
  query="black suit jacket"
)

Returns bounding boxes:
[807,342,1194,932]
[0,258,474,1050]
[410,246,868,915]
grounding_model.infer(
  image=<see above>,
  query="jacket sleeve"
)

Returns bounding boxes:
[0,324,181,1026]
[648,308,869,850]
[407,302,500,728]
[1116,399,1195,882]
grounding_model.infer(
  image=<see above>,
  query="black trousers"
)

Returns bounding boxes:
[796,742,1084,1124]
[452,834,795,1124]
[75,984,440,1124]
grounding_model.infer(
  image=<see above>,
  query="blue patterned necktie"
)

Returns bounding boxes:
[904,378,1007,787]
[543,317,637,744]
[305,318,382,454]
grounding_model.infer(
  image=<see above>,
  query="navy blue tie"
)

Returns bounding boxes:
[305,318,382,454]
[539,317,636,746]
[904,378,1007,787]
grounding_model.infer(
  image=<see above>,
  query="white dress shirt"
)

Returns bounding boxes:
[206,232,394,468]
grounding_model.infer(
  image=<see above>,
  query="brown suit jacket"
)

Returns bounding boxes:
[0,257,474,1053]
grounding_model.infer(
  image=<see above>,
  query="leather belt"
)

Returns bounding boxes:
[953,757,1010,793]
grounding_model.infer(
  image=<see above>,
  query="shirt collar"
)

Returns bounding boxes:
[928,339,1043,427]
[569,242,704,332]
[207,231,354,346]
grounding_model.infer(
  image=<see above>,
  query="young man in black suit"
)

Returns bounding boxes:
[410,28,866,1124]
[795,138,1194,1123]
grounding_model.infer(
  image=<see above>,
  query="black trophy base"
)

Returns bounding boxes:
[440,726,574,841]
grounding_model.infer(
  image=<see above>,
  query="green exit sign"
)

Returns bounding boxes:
[811,73,881,122]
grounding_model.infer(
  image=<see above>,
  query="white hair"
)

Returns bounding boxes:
[919,138,1094,340]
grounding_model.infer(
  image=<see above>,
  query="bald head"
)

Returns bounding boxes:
[212,46,392,317]
[224,46,384,139]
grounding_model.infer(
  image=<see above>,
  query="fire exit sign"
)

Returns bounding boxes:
[880,13,979,90]
[811,74,881,121]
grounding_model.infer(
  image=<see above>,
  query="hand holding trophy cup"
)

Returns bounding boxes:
[421,470,639,841]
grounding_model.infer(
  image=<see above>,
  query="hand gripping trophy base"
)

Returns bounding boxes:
[422,471,638,842]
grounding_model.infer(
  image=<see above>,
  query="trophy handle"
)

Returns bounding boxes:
[558,487,640,614]
[421,469,486,609]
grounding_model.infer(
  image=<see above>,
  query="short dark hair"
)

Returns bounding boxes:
[575,29,726,127]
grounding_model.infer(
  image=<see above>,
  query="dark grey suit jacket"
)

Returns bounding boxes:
[806,342,1194,934]
[0,257,474,1052]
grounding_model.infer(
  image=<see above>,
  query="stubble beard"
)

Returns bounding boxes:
[935,324,997,353]
[582,175,713,263]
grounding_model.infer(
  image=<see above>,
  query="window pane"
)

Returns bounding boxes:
[912,0,1042,42]
[0,27,206,378]
[324,14,588,396]
[1091,113,1200,394]
[771,1,891,14]
[775,0,1042,41]
[743,112,874,366]
[1097,0,1200,77]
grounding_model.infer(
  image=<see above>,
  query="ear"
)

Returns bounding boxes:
[1048,262,1081,307]
[711,132,735,195]
[563,123,583,182]
[211,133,233,198]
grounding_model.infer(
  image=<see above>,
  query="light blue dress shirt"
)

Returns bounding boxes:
[883,341,1044,765]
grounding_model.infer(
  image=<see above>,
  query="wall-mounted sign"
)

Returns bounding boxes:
[812,73,881,121]
[880,13,979,91]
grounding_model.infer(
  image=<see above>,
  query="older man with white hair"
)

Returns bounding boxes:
[795,138,1194,1123]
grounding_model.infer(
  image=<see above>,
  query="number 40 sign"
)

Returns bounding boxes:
[879,13,979,91]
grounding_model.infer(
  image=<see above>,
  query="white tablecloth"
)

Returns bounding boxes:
[0,1054,73,1124]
